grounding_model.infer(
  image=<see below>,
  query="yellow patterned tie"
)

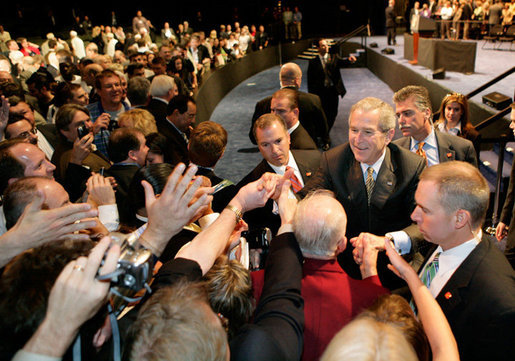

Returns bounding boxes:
[416,141,428,165]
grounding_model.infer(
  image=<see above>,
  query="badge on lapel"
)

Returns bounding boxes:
[446,153,453,159]
[306,172,312,177]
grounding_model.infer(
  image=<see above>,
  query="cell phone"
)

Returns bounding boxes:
[77,125,90,139]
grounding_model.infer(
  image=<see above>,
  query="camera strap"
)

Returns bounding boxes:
[72,304,121,361]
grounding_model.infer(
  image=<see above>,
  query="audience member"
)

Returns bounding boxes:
[157,94,196,164]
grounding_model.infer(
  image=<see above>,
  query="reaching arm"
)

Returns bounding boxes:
[0,194,98,268]
[16,237,119,358]
[384,239,459,361]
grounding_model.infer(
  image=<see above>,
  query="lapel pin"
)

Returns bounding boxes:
[444,292,452,299]
[387,181,392,186]
[306,172,312,177]
[446,153,453,158]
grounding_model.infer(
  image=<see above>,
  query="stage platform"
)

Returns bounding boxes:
[358,35,514,139]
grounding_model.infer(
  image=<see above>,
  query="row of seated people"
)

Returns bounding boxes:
[0,72,513,360]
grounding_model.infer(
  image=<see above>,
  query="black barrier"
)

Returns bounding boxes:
[195,39,312,122]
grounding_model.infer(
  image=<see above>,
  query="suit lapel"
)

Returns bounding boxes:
[435,131,456,163]
[372,147,397,209]
[435,237,489,315]
[345,156,367,206]
[294,154,315,184]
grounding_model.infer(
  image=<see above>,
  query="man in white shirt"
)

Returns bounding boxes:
[392,85,477,168]
[236,113,321,234]
[357,161,515,361]
[301,97,426,287]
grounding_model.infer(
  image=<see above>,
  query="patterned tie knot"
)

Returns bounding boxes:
[420,251,441,288]
[286,166,302,193]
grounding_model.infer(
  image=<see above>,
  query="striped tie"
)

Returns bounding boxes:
[411,252,441,312]
[420,252,441,288]
[365,167,375,205]
[286,166,303,193]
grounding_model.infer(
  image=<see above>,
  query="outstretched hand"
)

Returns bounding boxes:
[140,163,212,256]
[23,237,120,357]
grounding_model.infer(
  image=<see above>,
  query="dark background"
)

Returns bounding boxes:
[0,1,397,41]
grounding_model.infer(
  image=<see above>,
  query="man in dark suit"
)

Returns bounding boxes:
[249,62,329,148]
[392,85,478,168]
[307,39,356,132]
[105,127,148,223]
[385,0,397,45]
[146,75,176,121]
[301,97,426,285]
[402,161,514,361]
[188,121,236,213]
[271,88,317,150]
[237,113,321,234]
[496,103,515,268]
[156,94,196,164]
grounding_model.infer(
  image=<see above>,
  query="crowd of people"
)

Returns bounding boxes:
[400,0,515,40]
[0,6,513,361]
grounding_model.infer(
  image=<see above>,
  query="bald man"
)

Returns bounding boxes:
[249,62,329,148]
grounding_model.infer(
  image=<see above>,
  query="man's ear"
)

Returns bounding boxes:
[335,235,347,255]
[128,149,137,161]
[455,209,471,229]
[384,128,395,144]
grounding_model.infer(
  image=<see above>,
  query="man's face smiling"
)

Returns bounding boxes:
[348,108,393,165]
[256,121,291,167]
[98,75,123,106]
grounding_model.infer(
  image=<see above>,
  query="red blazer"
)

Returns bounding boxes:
[252,258,389,361]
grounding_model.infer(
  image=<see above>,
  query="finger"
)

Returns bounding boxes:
[47,202,93,219]
[99,242,120,277]
[85,237,112,279]
[142,180,156,208]
[57,259,78,283]
[188,193,209,218]
[56,233,93,242]
[161,163,187,197]
[180,174,202,206]
[24,191,46,214]
[57,220,98,235]
[56,211,98,231]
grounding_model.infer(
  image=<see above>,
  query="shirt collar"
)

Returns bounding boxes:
[410,128,437,151]
[287,121,300,134]
[267,151,299,175]
[360,148,387,176]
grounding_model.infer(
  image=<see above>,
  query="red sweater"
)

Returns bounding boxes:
[251,258,389,361]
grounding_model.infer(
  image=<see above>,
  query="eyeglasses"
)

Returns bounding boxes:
[16,127,37,140]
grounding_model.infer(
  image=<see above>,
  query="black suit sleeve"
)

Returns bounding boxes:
[500,157,515,225]
[230,232,304,361]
